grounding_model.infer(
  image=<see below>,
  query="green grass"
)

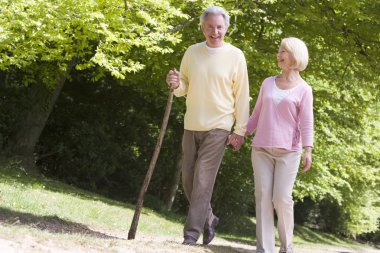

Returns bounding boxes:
[0,162,184,233]
[0,162,378,253]
[0,162,192,252]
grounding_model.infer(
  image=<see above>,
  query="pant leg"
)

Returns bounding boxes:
[181,130,215,236]
[181,130,214,228]
[183,129,229,240]
[252,148,276,253]
[181,130,197,202]
[272,149,301,251]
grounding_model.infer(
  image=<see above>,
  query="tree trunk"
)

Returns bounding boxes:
[165,155,182,211]
[5,65,73,171]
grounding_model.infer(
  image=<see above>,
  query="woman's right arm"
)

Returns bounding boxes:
[246,83,264,135]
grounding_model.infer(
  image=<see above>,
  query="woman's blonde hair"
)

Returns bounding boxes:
[281,37,309,71]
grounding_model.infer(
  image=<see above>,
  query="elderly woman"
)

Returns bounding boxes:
[246,37,314,253]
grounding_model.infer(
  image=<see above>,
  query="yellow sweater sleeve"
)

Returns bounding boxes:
[232,50,250,136]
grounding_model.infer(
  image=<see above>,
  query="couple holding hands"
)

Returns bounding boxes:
[166,6,313,253]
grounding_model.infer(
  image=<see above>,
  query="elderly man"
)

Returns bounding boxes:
[166,6,249,245]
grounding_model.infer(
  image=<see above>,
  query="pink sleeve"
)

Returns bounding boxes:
[299,86,314,147]
[246,84,264,135]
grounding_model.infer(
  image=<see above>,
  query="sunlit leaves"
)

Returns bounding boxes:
[0,0,188,82]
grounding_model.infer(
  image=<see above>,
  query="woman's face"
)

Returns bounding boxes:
[276,45,295,71]
[202,14,227,48]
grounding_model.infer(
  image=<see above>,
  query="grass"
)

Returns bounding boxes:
[0,162,378,253]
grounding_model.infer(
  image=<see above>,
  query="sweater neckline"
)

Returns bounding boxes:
[202,41,230,54]
[274,75,304,90]
[271,76,302,105]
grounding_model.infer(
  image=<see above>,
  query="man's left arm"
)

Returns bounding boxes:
[231,52,250,150]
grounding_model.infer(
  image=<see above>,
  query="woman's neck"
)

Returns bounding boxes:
[276,70,303,89]
[279,70,301,82]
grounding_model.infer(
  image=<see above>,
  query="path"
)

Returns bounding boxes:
[0,233,378,253]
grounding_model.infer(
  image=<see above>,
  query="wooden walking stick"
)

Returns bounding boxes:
[128,86,174,240]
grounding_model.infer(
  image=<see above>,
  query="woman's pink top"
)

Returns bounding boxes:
[246,76,314,152]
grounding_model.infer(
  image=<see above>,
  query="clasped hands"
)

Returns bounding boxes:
[228,133,244,151]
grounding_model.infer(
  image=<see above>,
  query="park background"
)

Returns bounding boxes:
[0,0,379,249]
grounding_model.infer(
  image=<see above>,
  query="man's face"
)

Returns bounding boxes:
[202,14,227,48]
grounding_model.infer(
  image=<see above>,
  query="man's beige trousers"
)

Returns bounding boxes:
[181,129,229,240]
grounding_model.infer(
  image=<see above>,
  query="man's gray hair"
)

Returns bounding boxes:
[200,6,230,29]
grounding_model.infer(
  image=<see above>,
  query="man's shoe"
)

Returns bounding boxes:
[203,216,219,245]
[182,235,197,246]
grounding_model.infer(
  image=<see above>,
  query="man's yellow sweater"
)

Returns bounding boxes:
[174,41,250,136]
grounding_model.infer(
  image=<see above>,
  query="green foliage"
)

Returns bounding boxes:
[0,0,187,84]
[36,72,183,202]
[291,75,380,237]
[213,145,254,221]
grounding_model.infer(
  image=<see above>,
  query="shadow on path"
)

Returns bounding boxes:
[0,206,122,240]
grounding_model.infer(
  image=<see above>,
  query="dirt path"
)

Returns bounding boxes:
[0,233,379,253]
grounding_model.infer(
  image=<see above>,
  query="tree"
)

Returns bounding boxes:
[0,0,187,169]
